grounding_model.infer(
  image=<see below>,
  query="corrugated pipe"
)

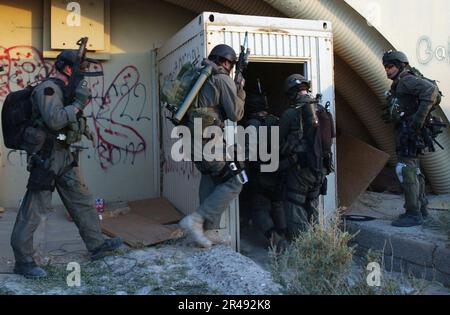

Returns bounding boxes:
[335,57,397,163]
[263,0,450,194]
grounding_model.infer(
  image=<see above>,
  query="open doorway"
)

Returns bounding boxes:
[238,61,306,267]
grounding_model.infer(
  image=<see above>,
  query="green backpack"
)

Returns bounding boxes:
[161,62,200,112]
[405,67,442,107]
[161,61,219,129]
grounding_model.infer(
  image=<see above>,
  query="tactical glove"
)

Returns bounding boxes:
[84,124,97,148]
[73,80,91,111]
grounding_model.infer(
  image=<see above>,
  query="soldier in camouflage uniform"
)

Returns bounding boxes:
[179,44,246,248]
[382,50,439,227]
[243,94,287,247]
[10,50,122,279]
[279,74,328,240]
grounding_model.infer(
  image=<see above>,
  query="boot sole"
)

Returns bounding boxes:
[14,269,47,279]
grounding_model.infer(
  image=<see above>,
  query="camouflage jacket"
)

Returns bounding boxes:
[390,68,439,130]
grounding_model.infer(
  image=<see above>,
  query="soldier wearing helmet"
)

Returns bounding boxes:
[382,50,440,227]
[278,74,328,239]
[179,44,246,248]
[10,49,122,279]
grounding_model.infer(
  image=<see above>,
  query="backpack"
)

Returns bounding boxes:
[400,67,446,142]
[295,95,335,174]
[161,62,201,115]
[162,60,218,130]
[315,100,336,174]
[1,79,60,154]
[401,67,443,107]
[2,85,37,151]
[305,98,335,175]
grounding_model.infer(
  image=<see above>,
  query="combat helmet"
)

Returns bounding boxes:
[284,74,310,94]
[208,44,237,64]
[382,50,409,65]
[55,50,78,72]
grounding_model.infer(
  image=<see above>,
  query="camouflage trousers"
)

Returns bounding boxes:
[195,160,243,230]
[283,166,325,239]
[11,148,105,263]
[250,193,286,236]
[396,157,427,215]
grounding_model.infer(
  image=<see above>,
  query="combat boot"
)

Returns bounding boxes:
[14,261,47,279]
[269,231,289,253]
[90,237,123,260]
[392,213,423,227]
[179,212,212,249]
[205,230,231,245]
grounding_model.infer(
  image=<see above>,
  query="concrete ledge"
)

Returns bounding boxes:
[346,219,450,287]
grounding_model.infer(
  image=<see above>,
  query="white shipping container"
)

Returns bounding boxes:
[155,12,336,250]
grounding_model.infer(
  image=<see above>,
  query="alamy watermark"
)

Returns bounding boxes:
[66,262,81,287]
[170,119,279,173]
[366,262,382,287]
[66,2,81,27]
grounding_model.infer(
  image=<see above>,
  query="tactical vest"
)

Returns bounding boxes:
[392,68,442,120]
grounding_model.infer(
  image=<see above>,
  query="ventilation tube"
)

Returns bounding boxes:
[263,0,450,194]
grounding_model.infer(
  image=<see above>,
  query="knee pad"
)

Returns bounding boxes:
[402,165,419,185]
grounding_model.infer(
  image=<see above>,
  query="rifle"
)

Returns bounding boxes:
[235,32,250,87]
[423,116,447,151]
[66,37,103,103]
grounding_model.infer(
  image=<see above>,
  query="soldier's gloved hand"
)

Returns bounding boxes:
[84,125,97,148]
[73,80,91,111]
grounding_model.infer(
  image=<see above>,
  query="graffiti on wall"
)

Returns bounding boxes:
[161,46,202,180]
[0,45,151,170]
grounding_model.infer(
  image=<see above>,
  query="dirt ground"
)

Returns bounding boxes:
[0,240,282,295]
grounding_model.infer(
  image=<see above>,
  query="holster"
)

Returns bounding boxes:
[27,166,56,192]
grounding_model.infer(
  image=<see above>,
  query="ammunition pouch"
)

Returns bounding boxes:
[187,107,222,131]
[27,166,56,192]
[21,126,47,155]
[65,117,87,145]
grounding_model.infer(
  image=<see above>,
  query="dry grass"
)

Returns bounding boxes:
[270,211,424,295]
[423,211,450,237]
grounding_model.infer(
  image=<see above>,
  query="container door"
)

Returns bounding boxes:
[157,15,240,250]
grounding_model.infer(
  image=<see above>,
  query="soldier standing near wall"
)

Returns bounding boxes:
[179,44,246,248]
[10,50,122,279]
[382,50,441,227]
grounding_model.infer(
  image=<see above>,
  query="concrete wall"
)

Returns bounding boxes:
[345,0,450,120]
[0,0,195,207]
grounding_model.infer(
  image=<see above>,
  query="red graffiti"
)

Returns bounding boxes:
[85,63,149,170]
[0,45,150,170]
[0,45,54,99]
